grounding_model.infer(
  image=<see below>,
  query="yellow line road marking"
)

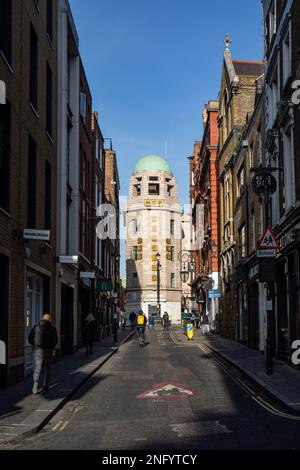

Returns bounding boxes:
[59,421,69,432]
[52,421,63,432]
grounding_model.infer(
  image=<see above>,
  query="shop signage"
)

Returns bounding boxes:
[249,265,259,279]
[80,272,96,280]
[58,255,79,264]
[280,229,299,250]
[208,289,221,299]
[252,170,277,195]
[0,80,6,104]
[144,199,165,207]
[0,341,6,365]
[97,279,113,292]
[23,229,50,241]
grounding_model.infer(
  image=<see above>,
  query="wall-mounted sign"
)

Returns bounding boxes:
[58,256,79,264]
[80,272,96,280]
[97,279,113,292]
[144,199,165,207]
[258,226,279,250]
[0,80,6,104]
[257,249,276,258]
[249,265,259,279]
[208,289,221,299]
[252,170,277,195]
[23,229,50,241]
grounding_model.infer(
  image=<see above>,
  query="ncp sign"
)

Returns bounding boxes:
[0,340,6,365]
[0,80,6,104]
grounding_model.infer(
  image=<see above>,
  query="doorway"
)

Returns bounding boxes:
[25,273,44,376]
[0,255,9,388]
[61,284,74,355]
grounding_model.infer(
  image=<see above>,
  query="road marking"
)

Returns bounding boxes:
[52,421,63,432]
[59,421,69,432]
[137,381,199,400]
[170,421,232,438]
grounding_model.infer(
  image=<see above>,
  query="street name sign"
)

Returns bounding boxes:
[23,229,50,241]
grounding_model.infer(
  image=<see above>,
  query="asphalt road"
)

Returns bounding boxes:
[9,327,300,450]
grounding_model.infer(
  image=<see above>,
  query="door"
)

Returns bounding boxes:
[248,282,259,350]
[61,285,74,355]
[277,261,289,362]
[25,273,43,376]
[0,255,9,388]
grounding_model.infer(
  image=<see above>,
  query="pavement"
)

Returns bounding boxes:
[8,326,300,450]
[0,328,134,445]
[170,326,300,415]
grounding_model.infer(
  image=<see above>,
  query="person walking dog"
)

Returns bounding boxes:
[28,314,58,395]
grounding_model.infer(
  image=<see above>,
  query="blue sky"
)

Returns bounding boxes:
[69,0,263,277]
[69,0,263,205]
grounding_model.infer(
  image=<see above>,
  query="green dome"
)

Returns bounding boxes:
[134,155,172,175]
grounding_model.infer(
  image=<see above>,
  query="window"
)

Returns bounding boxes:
[149,176,158,181]
[44,161,51,229]
[46,0,53,43]
[30,24,38,111]
[170,246,175,261]
[170,273,175,288]
[282,26,291,87]
[134,183,141,196]
[268,1,277,45]
[133,273,138,288]
[167,185,174,197]
[133,246,138,261]
[46,63,53,136]
[132,219,139,234]
[238,225,246,260]
[0,0,12,66]
[149,183,160,195]
[170,219,175,236]
[27,136,37,229]
[0,102,10,211]
[237,165,245,198]
[80,92,87,121]
[225,177,230,222]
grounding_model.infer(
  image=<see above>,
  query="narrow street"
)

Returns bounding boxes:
[11,327,300,451]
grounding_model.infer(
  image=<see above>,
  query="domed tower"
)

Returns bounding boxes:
[125,155,182,321]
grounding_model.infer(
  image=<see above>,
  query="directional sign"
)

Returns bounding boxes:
[258,226,279,250]
[187,323,194,341]
[208,289,222,299]
[137,382,199,400]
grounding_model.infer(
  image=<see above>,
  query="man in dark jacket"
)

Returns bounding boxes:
[28,314,58,394]
[83,313,97,356]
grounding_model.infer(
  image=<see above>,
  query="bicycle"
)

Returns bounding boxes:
[136,327,146,347]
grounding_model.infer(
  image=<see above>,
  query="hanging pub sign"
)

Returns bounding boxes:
[251,170,277,195]
[97,279,113,293]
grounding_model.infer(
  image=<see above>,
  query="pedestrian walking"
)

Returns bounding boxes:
[148,314,155,331]
[122,311,127,330]
[129,311,136,331]
[191,312,196,327]
[28,313,58,395]
[162,311,169,331]
[203,315,211,335]
[83,313,97,356]
[168,313,172,329]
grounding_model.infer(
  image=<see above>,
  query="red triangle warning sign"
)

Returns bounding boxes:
[137,382,199,400]
[258,225,279,250]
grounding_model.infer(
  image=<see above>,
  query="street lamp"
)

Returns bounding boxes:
[156,253,161,319]
[112,252,121,344]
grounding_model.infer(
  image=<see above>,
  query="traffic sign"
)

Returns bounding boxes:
[137,382,199,400]
[208,289,221,299]
[258,226,279,250]
[187,323,194,341]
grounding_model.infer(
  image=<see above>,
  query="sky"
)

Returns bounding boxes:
[69,0,264,276]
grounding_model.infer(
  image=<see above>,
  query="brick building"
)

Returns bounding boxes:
[0,0,58,386]
[191,100,220,330]
[234,76,265,351]
[218,36,263,339]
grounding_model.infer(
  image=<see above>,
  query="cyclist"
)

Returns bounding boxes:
[135,310,147,346]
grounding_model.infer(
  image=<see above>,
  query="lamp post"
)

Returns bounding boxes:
[179,251,196,334]
[156,253,161,320]
[112,252,121,344]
